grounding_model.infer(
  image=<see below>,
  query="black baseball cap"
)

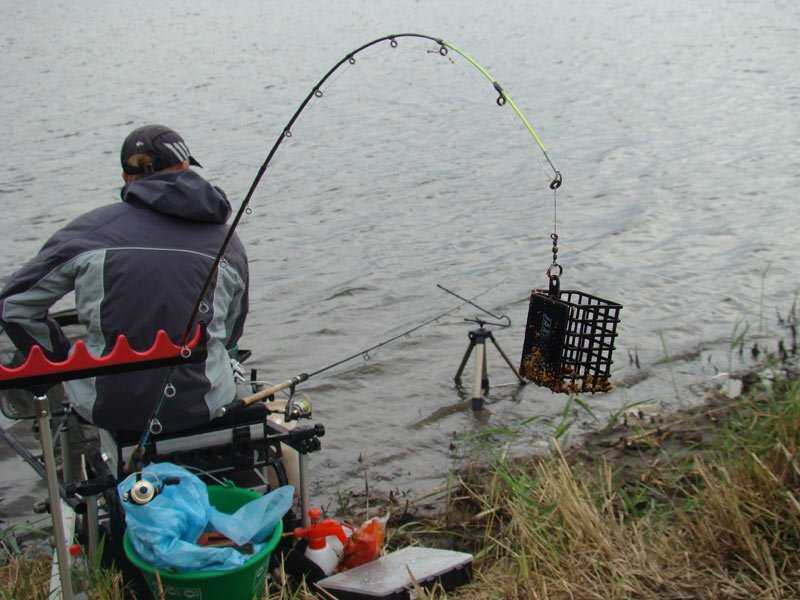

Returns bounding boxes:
[120,124,202,175]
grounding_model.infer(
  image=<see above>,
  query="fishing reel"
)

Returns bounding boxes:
[122,472,180,506]
[285,394,312,422]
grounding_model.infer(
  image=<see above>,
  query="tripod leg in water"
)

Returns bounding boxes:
[471,339,489,410]
[454,328,492,410]
[487,331,526,385]
[454,326,528,410]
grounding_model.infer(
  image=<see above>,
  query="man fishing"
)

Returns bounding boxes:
[0,124,249,433]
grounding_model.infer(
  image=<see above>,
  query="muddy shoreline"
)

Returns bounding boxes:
[335,364,779,538]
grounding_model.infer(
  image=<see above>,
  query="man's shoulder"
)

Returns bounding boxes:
[43,202,134,250]
[67,202,130,226]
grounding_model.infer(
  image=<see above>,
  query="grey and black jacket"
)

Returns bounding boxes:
[0,169,248,433]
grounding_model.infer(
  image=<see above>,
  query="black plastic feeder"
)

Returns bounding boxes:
[519,277,622,394]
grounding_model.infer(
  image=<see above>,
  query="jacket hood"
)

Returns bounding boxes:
[120,169,232,224]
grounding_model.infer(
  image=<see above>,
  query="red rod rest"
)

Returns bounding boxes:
[0,323,207,390]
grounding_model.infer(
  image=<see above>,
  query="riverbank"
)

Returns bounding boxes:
[3,358,798,598]
[373,359,800,599]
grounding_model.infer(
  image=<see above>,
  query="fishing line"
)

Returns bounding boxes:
[305,280,502,379]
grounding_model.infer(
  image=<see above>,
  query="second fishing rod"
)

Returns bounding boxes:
[214,282,506,417]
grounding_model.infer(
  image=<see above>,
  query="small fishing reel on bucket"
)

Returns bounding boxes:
[122,472,180,506]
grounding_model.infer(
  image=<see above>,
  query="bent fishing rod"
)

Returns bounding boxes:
[131,33,562,470]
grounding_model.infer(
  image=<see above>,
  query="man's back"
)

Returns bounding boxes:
[0,168,248,433]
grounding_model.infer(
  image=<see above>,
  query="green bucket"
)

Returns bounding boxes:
[123,485,283,600]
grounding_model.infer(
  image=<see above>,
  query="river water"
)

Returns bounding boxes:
[1,0,798,522]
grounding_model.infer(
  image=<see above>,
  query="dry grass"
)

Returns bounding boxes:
[0,538,126,600]
[388,369,800,599]
[0,542,52,600]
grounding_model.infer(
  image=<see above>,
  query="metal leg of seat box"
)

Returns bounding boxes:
[36,395,75,600]
[299,452,310,527]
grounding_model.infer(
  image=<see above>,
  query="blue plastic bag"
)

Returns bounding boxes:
[119,462,293,572]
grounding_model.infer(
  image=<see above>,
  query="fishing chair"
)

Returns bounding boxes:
[0,318,325,592]
[0,370,323,526]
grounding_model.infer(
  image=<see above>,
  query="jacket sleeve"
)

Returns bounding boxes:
[228,270,249,349]
[0,235,78,362]
[214,234,249,352]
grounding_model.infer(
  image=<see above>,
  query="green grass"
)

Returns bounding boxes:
[0,534,127,600]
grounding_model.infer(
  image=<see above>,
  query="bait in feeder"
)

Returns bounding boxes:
[519,275,622,394]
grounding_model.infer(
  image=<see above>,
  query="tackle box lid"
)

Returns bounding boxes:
[317,546,473,600]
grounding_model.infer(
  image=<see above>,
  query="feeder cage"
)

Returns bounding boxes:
[519,287,622,394]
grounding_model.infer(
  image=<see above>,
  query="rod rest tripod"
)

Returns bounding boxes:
[454,318,525,410]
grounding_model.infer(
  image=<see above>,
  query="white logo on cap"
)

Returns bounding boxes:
[164,141,190,162]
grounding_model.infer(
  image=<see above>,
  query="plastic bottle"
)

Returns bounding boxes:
[327,519,355,557]
[293,508,352,576]
[69,544,84,568]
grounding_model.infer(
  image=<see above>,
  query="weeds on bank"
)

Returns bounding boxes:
[0,530,125,600]
[70,538,127,599]
[0,542,51,600]
[389,363,800,598]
